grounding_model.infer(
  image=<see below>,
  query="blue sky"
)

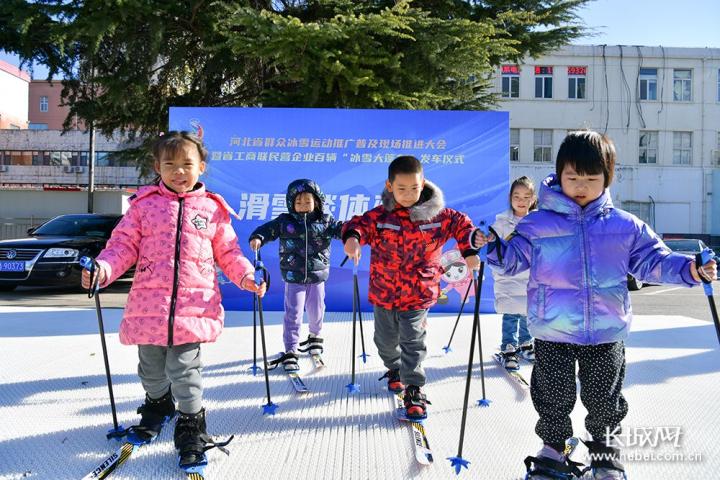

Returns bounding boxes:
[2,0,718,79]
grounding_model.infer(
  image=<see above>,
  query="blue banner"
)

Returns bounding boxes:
[169,107,508,312]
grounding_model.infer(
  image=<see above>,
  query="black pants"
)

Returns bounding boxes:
[531,339,628,445]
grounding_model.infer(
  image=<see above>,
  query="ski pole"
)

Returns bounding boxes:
[443,280,473,354]
[253,250,277,415]
[79,256,127,440]
[473,240,490,407]
[696,248,720,345]
[346,258,360,394]
[248,291,261,376]
[351,258,369,363]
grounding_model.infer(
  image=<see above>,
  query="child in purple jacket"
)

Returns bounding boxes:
[472,131,716,480]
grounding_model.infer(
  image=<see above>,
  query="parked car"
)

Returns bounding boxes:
[0,214,124,291]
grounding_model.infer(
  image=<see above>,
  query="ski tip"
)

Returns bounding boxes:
[447,456,471,475]
[262,402,279,415]
[476,398,492,408]
[346,383,360,394]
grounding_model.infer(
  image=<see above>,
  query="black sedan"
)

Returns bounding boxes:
[0,214,123,291]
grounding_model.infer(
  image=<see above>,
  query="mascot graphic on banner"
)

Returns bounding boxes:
[437,248,475,304]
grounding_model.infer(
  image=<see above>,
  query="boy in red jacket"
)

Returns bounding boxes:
[343,155,479,418]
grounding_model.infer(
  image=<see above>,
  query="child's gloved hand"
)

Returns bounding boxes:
[470,228,495,249]
[344,237,361,263]
[691,259,717,283]
[81,264,106,290]
[242,276,267,297]
[465,255,480,271]
[249,238,261,251]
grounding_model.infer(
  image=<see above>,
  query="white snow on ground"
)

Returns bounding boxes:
[0,306,719,479]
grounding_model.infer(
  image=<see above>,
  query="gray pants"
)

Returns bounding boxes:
[138,343,203,414]
[373,306,428,387]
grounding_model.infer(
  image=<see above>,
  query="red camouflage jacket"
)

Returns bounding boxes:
[342,180,477,311]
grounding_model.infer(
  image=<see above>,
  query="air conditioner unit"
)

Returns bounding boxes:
[712,149,720,166]
[74,166,86,173]
[0,165,8,172]
[63,165,74,174]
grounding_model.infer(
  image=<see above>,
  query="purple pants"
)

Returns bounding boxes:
[283,282,325,352]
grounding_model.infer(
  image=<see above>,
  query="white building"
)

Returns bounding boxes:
[494,44,720,238]
[0,59,30,129]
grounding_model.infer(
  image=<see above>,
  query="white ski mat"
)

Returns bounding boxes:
[0,306,719,479]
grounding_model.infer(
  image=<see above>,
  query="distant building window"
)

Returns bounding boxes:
[717,69,720,102]
[673,69,692,102]
[28,123,48,130]
[533,129,553,162]
[639,131,658,164]
[639,68,657,101]
[39,96,49,112]
[672,132,692,165]
[501,65,520,98]
[534,66,553,99]
[567,66,586,99]
[510,129,520,161]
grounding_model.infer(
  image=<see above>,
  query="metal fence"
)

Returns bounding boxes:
[0,217,50,241]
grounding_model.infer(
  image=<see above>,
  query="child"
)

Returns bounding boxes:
[491,176,537,371]
[248,179,343,371]
[81,131,266,468]
[342,155,479,419]
[472,131,717,479]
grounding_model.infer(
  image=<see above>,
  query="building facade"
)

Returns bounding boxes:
[493,45,720,237]
[0,59,30,129]
[28,80,82,130]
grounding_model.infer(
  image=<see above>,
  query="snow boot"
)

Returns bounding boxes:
[174,408,233,467]
[127,389,175,444]
[298,334,324,355]
[501,344,521,371]
[268,351,300,372]
[518,340,536,362]
[378,369,404,393]
[403,385,431,420]
[524,442,585,479]
[584,440,627,480]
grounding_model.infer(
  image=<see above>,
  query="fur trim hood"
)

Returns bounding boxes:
[381,179,445,222]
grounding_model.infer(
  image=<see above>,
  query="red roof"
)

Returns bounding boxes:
[0,58,31,82]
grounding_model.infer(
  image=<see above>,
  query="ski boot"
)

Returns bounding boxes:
[584,440,627,480]
[403,385,431,420]
[524,442,585,479]
[298,334,324,355]
[378,368,404,393]
[268,351,300,371]
[500,344,521,371]
[127,389,176,444]
[174,408,234,468]
[518,340,536,362]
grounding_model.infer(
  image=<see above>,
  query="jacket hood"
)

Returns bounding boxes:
[129,182,238,219]
[286,179,325,215]
[538,174,614,217]
[381,179,445,222]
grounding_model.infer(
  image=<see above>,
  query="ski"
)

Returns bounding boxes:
[180,456,208,480]
[392,392,433,465]
[309,353,325,369]
[82,441,136,480]
[493,352,531,390]
[287,370,310,393]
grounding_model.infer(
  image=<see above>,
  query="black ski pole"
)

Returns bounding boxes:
[346,258,360,394]
[352,259,369,363]
[249,291,261,376]
[254,250,277,415]
[474,260,490,407]
[696,248,720,345]
[443,280,473,354]
[79,256,127,439]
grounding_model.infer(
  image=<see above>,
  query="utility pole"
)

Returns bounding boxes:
[87,121,95,213]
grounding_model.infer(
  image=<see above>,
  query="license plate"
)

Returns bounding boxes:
[0,261,25,272]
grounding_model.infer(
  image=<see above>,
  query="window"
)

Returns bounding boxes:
[39,96,49,112]
[534,129,553,162]
[534,66,553,99]
[28,123,48,130]
[717,69,720,102]
[672,132,692,165]
[567,66,586,99]
[510,129,520,161]
[639,68,657,101]
[638,131,658,164]
[96,152,111,167]
[9,151,33,165]
[673,69,692,101]
[501,65,520,98]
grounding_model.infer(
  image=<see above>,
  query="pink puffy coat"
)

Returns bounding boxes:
[96,182,254,346]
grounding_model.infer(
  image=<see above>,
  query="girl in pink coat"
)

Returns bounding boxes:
[82,131,266,467]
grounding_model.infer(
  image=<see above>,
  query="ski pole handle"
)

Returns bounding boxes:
[475,221,490,262]
[696,248,716,296]
[79,256,94,272]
